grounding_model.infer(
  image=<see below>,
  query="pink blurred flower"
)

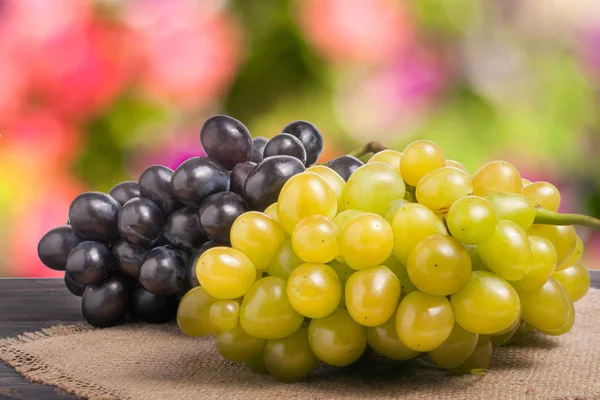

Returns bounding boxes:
[337,46,447,140]
[0,0,130,120]
[8,175,83,278]
[0,51,27,124]
[3,110,79,168]
[582,23,600,79]
[297,0,414,65]
[135,129,206,172]
[122,0,243,108]
[34,21,132,120]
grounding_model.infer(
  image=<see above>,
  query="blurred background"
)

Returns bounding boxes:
[1,0,599,277]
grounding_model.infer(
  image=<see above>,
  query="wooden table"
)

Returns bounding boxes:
[2,274,600,399]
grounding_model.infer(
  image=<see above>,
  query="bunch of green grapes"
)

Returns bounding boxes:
[176,137,594,382]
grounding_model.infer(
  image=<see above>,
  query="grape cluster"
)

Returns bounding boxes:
[39,114,594,382]
[37,115,325,328]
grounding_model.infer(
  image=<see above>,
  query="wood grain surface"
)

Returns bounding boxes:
[1,274,600,399]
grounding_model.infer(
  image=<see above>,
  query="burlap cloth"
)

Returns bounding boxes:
[1,290,599,400]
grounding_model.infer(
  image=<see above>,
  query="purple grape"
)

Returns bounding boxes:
[68,192,120,241]
[251,136,268,163]
[243,155,306,210]
[82,275,129,328]
[263,133,307,164]
[163,207,207,250]
[327,155,364,181]
[139,165,182,216]
[38,225,82,271]
[198,192,249,243]
[64,272,86,297]
[139,246,188,296]
[282,120,323,165]
[109,181,141,206]
[200,115,253,170]
[112,239,149,278]
[118,198,165,247]
[130,286,178,324]
[230,161,256,196]
[66,241,114,286]
[170,157,230,207]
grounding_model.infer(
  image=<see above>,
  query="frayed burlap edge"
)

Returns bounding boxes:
[0,324,130,400]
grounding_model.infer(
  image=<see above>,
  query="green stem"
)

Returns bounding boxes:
[534,208,600,231]
[347,141,389,159]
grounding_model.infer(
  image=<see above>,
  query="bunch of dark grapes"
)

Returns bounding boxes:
[37,115,329,328]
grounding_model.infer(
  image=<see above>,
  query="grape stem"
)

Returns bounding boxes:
[348,141,389,159]
[534,208,600,231]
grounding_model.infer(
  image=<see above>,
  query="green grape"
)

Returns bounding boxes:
[472,160,523,197]
[230,211,285,270]
[553,264,590,302]
[287,263,341,318]
[196,247,256,299]
[523,181,561,212]
[384,199,410,223]
[244,354,268,374]
[504,320,535,346]
[396,291,454,352]
[209,300,240,332]
[517,278,575,335]
[177,286,217,337]
[528,224,577,270]
[400,140,446,187]
[558,235,584,271]
[333,210,363,262]
[383,254,418,296]
[522,178,532,186]
[215,325,266,362]
[345,265,401,327]
[308,308,367,366]
[489,318,520,347]
[263,327,318,382]
[367,316,419,361]
[404,190,414,202]
[339,213,393,270]
[407,235,472,296]
[446,196,498,244]
[477,220,531,281]
[464,244,486,270]
[343,162,406,216]
[305,165,346,212]
[328,260,354,307]
[486,192,535,231]
[267,240,303,279]
[333,210,363,231]
[415,167,473,215]
[391,203,448,264]
[428,323,478,368]
[446,159,468,173]
[240,276,304,339]
[448,336,493,375]
[292,215,339,264]
[511,236,557,291]
[367,149,403,173]
[277,172,338,234]
[450,271,520,334]
[263,203,280,222]
[542,302,575,336]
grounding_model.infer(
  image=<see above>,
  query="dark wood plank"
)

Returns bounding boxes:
[0,279,82,399]
[0,273,599,399]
